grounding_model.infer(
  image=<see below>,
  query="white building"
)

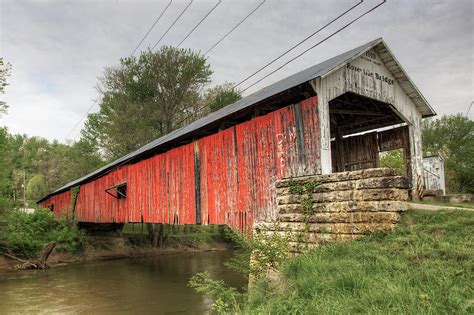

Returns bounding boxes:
[423,155,446,194]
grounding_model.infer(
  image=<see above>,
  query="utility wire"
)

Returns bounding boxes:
[466,101,473,117]
[151,0,194,50]
[204,0,265,55]
[66,1,195,141]
[65,100,98,140]
[66,0,261,140]
[68,1,175,139]
[241,0,386,93]
[171,1,385,131]
[177,0,222,48]
[130,0,173,56]
[233,0,364,89]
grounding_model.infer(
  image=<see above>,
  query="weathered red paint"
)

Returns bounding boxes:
[39,190,72,219]
[39,96,320,232]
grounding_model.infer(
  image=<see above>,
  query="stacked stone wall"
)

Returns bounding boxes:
[261,168,409,253]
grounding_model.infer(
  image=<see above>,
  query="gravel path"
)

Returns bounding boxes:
[408,202,474,212]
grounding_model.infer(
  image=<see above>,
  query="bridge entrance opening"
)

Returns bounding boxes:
[328,92,411,177]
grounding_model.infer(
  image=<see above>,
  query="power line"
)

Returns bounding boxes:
[151,0,194,50]
[66,1,195,141]
[204,0,265,55]
[171,1,385,131]
[177,0,222,48]
[65,0,261,141]
[65,99,98,140]
[241,0,386,93]
[233,0,363,89]
[130,0,173,56]
[67,2,177,140]
[466,101,473,117]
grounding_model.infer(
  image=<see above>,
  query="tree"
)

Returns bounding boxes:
[0,58,12,116]
[204,83,242,113]
[82,46,212,160]
[422,114,474,193]
[62,139,104,183]
[0,128,13,211]
[379,149,404,176]
[0,59,12,210]
[26,174,48,201]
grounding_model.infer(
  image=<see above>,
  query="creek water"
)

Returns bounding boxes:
[0,250,245,314]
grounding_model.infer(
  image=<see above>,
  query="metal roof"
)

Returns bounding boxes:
[40,38,435,201]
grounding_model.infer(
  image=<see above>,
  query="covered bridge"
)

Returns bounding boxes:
[38,38,435,232]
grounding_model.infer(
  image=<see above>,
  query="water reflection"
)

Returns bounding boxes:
[0,250,245,314]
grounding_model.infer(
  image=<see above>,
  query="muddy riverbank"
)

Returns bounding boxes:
[0,234,234,272]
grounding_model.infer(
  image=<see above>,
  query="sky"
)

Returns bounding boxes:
[0,0,473,142]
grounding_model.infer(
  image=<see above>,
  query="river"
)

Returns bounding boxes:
[0,250,245,314]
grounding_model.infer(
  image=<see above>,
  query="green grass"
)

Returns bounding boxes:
[246,210,474,314]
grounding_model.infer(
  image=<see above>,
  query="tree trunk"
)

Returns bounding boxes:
[4,241,57,270]
[184,224,191,234]
[37,241,56,265]
[147,223,164,248]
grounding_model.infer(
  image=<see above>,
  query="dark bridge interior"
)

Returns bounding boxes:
[329,92,410,175]
[329,92,404,137]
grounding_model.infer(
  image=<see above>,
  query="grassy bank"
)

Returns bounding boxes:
[0,208,232,266]
[0,208,85,258]
[246,210,473,313]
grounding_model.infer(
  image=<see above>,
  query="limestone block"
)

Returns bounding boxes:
[278,200,408,214]
[355,176,410,190]
[269,222,396,234]
[277,168,396,188]
[278,211,401,224]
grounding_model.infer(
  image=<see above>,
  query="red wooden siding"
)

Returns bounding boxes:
[73,143,196,225]
[39,96,320,232]
[38,190,72,219]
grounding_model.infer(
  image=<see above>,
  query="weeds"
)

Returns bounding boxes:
[247,210,474,314]
[189,271,245,314]
[189,225,290,313]
[0,208,86,258]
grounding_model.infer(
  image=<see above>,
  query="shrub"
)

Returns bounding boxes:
[1,207,86,258]
[189,271,245,314]
[189,225,290,313]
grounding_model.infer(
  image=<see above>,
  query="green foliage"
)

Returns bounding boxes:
[221,225,290,281]
[249,226,290,279]
[288,180,319,217]
[71,186,80,215]
[189,271,245,314]
[379,149,405,176]
[0,128,104,206]
[0,57,12,116]
[26,174,48,201]
[422,114,474,193]
[246,210,474,314]
[82,46,212,160]
[1,208,86,258]
[190,225,290,314]
[0,128,13,213]
[204,82,242,113]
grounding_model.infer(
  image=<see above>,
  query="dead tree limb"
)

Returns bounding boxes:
[3,241,57,270]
